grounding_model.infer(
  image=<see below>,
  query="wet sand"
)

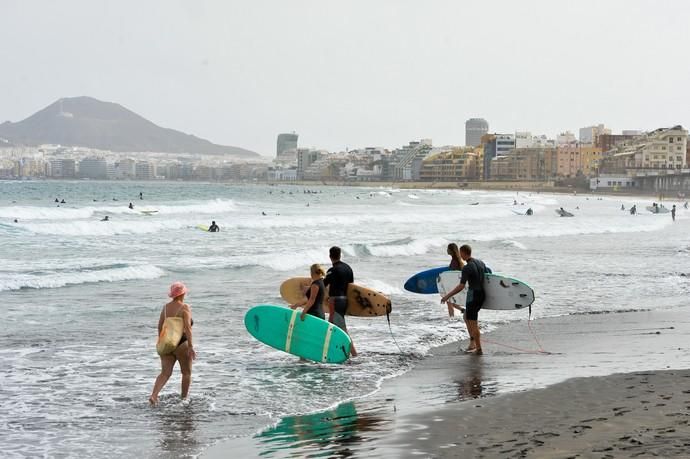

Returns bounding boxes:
[205,306,690,458]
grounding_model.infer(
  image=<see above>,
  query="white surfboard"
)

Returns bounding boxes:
[437,270,535,311]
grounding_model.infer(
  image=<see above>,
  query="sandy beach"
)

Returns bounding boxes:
[205,306,690,458]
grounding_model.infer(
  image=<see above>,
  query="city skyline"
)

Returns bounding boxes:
[2,0,689,156]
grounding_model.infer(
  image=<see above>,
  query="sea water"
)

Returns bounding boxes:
[1,181,688,458]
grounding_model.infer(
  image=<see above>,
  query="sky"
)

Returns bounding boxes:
[2,0,689,156]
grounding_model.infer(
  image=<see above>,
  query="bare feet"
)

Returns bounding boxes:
[466,348,483,355]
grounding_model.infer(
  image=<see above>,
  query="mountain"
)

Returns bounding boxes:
[0,97,259,158]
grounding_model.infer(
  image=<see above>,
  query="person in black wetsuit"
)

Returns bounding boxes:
[149,282,196,405]
[208,221,220,232]
[324,246,357,357]
[290,264,326,321]
[441,245,489,355]
[445,243,465,318]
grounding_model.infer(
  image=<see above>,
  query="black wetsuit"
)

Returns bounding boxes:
[324,261,353,328]
[208,224,219,232]
[304,278,326,320]
[460,258,488,321]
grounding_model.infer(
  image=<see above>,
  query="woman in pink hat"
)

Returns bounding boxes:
[149,281,197,405]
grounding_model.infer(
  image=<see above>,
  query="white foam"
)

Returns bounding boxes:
[0,264,164,292]
[365,237,449,257]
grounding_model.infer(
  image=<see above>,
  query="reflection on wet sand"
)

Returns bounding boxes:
[451,356,496,402]
[256,401,388,458]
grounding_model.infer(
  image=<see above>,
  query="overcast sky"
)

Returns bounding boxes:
[2,0,689,156]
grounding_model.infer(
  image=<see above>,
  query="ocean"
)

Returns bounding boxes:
[1,180,688,458]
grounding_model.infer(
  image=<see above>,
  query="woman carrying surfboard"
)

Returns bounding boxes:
[289,264,326,321]
[149,282,197,405]
[446,243,465,318]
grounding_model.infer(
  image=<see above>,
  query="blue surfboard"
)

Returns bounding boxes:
[404,266,449,294]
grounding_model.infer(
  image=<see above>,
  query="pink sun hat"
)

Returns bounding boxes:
[168,281,189,298]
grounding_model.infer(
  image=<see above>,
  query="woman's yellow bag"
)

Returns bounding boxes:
[156,317,183,355]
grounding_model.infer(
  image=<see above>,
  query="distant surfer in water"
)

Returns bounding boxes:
[672,205,676,221]
[445,243,465,319]
[149,282,196,405]
[208,221,220,232]
[324,246,357,357]
[441,245,488,355]
[526,208,533,216]
[290,264,326,321]
[101,216,109,221]
[128,202,134,210]
[139,192,143,200]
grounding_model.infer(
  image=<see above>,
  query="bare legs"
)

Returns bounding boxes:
[466,319,482,354]
[175,342,193,399]
[149,354,175,405]
[149,342,193,405]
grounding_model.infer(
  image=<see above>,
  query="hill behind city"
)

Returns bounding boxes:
[0,96,259,158]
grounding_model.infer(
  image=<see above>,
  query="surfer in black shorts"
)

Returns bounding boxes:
[441,244,488,355]
[324,246,357,357]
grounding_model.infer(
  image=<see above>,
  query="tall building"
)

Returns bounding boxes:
[296,148,322,179]
[482,134,515,180]
[78,157,108,179]
[465,118,489,147]
[135,161,155,180]
[276,132,299,157]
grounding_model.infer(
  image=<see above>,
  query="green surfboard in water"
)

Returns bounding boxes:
[244,305,351,364]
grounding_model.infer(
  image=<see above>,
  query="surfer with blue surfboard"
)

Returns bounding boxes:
[440,245,489,355]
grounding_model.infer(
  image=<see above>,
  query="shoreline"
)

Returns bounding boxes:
[3,177,682,202]
[204,305,690,458]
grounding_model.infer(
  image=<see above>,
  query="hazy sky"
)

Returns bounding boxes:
[2,0,689,156]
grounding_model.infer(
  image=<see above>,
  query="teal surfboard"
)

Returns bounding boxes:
[244,305,351,363]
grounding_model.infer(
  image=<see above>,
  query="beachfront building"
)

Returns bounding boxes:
[48,158,76,178]
[465,118,489,147]
[481,134,515,180]
[296,148,323,179]
[276,132,298,157]
[579,124,611,145]
[78,157,108,179]
[489,147,558,181]
[596,132,641,152]
[135,161,155,180]
[419,147,480,181]
[600,126,688,172]
[556,144,604,177]
[392,139,433,180]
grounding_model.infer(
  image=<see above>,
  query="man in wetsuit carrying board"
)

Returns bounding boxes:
[324,246,358,357]
[440,244,488,355]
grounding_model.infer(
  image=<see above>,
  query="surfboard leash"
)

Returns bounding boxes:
[386,295,404,355]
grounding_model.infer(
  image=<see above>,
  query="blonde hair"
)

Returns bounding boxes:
[310,263,325,277]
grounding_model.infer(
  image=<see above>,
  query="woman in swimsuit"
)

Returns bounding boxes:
[149,282,196,405]
[446,243,465,318]
[290,264,326,321]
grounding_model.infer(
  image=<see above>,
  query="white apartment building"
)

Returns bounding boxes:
[557,131,577,145]
[495,134,515,158]
[515,132,555,149]
[641,126,687,169]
